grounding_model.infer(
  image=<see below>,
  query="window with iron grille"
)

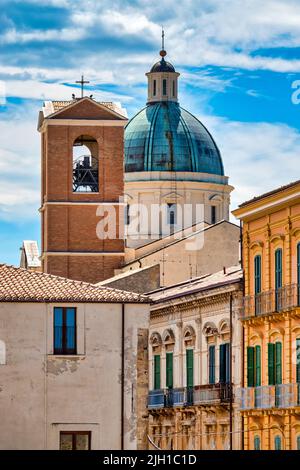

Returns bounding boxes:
[60,431,91,450]
[54,307,76,355]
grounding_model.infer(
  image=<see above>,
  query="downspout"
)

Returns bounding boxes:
[121,303,125,450]
[229,293,233,451]
[240,219,245,451]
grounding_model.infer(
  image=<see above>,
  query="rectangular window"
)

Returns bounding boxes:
[172,80,175,97]
[163,79,167,96]
[167,203,176,226]
[186,349,194,388]
[211,206,216,224]
[219,343,230,384]
[54,307,76,355]
[208,345,215,384]
[275,248,283,310]
[154,355,161,390]
[166,352,173,388]
[125,204,130,225]
[153,79,157,96]
[60,431,91,450]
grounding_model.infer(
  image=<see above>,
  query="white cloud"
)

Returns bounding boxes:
[198,114,300,216]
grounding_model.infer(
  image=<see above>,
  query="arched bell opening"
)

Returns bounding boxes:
[73,135,99,193]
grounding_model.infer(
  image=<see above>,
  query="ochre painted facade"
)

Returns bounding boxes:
[233,181,300,450]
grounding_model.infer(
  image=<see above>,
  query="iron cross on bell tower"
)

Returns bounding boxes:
[75,75,90,98]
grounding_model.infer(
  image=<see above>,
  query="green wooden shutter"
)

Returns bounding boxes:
[296,338,300,383]
[275,342,282,385]
[247,346,255,387]
[209,345,215,384]
[297,435,300,450]
[268,343,275,385]
[186,349,194,388]
[166,352,173,388]
[154,355,161,390]
[255,345,261,387]
[225,343,230,383]
[219,344,226,383]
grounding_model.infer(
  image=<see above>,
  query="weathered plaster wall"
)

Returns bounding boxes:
[0,301,149,450]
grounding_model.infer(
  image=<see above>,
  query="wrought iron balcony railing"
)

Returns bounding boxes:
[148,383,232,410]
[241,284,300,319]
[239,383,300,410]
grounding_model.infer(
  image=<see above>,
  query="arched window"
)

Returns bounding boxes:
[73,135,99,192]
[162,329,175,390]
[254,435,261,450]
[274,435,282,450]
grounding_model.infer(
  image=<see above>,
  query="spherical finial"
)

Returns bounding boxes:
[160,49,167,57]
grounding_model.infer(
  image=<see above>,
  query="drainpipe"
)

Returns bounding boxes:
[229,293,233,451]
[240,219,245,450]
[121,303,125,450]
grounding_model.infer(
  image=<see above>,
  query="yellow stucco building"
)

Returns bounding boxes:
[233,180,300,450]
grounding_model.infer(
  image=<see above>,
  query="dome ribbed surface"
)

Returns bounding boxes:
[125,102,224,175]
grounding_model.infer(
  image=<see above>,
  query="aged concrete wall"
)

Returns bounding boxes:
[121,221,240,287]
[0,301,149,450]
[100,264,161,294]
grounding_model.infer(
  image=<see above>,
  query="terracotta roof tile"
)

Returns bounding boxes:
[52,100,116,112]
[0,264,149,304]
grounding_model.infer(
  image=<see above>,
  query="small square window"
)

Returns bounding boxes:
[60,431,91,450]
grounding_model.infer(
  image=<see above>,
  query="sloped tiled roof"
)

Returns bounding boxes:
[149,265,243,303]
[52,100,116,113]
[238,179,300,208]
[0,264,149,303]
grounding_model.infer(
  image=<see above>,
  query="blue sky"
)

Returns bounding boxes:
[1,0,300,265]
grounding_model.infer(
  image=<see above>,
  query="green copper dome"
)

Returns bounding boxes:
[125,102,224,176]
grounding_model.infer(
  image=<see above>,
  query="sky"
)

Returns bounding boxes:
[0,0,300,265]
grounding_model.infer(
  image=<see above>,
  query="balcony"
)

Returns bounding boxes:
[241,284,300,319]
[239,383,300,410]
[148,384,232,410]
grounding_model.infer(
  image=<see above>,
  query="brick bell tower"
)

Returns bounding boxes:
[38,93,127,284]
